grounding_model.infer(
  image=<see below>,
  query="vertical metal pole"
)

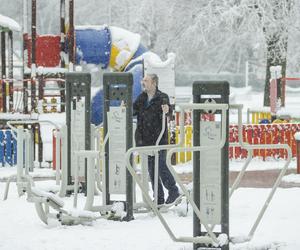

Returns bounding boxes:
[192,93,201,248]
[126,79,133,220]
[8,31,13,112]
[23,0,29,113]
[31,77,36,112]
[66,79,71,185]
[31,0,37,112]
[60,0,66,68]
[31,0,36,67]
[37,74,43,108]
[223,97,229,248]
[103,82,110,206]
[1,32,6,112]
[60,78,66,112]
[1,32,5,78]
[68,0,74,69]
[85,79,91,196]
[37,123,43,167]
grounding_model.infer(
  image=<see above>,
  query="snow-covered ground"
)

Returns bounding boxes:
[1,174,300,250]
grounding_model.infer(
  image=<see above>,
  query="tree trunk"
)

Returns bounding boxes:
[263,0,292,107]
[263,35,287,107]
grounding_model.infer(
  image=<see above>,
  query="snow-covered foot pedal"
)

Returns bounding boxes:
[230,235,251,244]
[31,187,65,209]
[107,202,126,221]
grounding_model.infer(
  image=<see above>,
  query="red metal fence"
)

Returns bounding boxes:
[229,123,300,160]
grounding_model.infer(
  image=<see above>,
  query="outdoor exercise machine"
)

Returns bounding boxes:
[125,80,292,249]
[124,81,230,248]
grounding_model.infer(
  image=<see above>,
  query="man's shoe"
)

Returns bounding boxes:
[166,192,180,205]
[153,199,164,206]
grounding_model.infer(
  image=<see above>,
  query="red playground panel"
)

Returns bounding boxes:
[25,35,61,67]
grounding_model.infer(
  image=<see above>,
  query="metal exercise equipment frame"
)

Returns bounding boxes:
[164,103,292,248]
[103,72,134,221]
[125,102,229,247]
[228,104,292,244]
[3,119,59,200]
[65,72,91,193]
[192,81,229,250]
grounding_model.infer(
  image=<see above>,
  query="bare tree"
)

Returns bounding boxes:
[256,0,293,106]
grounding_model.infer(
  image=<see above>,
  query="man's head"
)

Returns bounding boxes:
[142,74,159,94]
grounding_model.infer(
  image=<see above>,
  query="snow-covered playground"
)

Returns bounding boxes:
[2,1,300,249]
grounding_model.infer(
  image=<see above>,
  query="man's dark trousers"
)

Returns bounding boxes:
[147,150,178,202]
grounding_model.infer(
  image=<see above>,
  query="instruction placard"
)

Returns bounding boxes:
[200,121,221,224]
[71,101,85,177]
[108,106,127,194]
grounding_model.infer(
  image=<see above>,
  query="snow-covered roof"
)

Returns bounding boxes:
[0,14,21,32]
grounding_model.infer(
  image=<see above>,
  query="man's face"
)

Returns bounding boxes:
[142,76,155,93]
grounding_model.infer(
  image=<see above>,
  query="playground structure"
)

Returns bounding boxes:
[0,0,176,167]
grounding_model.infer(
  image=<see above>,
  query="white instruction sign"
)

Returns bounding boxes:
[200,121,221,224]
[71,101,85,177]
[108,106,127,194]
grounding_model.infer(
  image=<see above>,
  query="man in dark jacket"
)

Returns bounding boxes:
[133,73,180,206]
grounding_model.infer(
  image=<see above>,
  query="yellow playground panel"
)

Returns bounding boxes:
[174,125,193,164]
[247,108,272,124]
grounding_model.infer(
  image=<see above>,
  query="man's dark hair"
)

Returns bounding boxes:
[148,73,159,87]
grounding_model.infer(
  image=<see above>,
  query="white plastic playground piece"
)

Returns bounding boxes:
[144,53,176,104]
[0,14,21,31]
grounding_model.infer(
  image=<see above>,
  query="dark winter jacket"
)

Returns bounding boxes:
[133,89,170,146]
